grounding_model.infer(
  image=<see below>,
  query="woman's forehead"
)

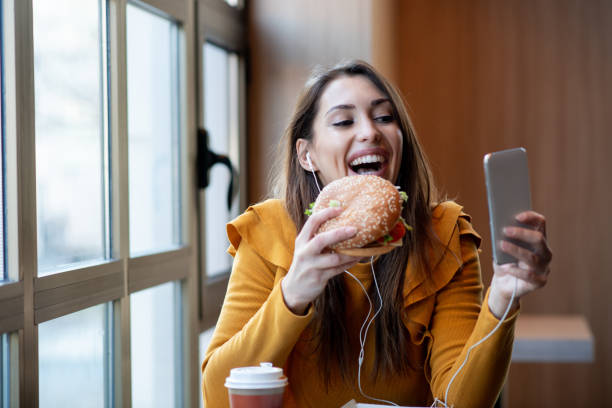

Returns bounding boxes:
[318,75,387,112]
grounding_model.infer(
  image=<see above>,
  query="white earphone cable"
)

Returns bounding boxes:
[432,276,519,408]
[308,161,397,405]
[306,152,322,192]
[344,259,399,406]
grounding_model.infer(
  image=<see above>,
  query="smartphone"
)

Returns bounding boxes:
[483,147,532,265]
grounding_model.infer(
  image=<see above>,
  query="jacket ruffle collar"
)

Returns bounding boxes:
[227,199,296,270]
[402,202,481,307]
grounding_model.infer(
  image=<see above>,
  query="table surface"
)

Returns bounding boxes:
[512,314,594,363]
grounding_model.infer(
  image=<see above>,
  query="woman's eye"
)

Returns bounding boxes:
[332,119,353,127]
[375,115,394,123]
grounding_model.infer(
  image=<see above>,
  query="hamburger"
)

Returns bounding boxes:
[306,175,412,257]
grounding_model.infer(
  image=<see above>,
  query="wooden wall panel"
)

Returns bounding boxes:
[246,0,372,202]
[383,0,612,406]
[247,0,611,405]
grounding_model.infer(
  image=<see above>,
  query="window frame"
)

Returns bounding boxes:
[109,0,200,406]
[197,0,247,332]
[0,0,201,406]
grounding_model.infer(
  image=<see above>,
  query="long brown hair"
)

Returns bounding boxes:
[271,61,439,385]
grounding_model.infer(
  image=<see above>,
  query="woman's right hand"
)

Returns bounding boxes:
[281,207,360,315]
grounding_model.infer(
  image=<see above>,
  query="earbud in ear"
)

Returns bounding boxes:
[397,129,403,138]
[306,152,315,172]
[305,151,322,193]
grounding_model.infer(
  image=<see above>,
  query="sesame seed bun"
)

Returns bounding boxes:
[312,175,403,256]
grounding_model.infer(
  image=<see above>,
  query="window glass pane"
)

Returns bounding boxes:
[32,0,109,275]
[131,281,182,407]
[0,0,4,283]
[198,327,215,408]
[1,333,10,407]
[203,43,240,276]
[127,4,181,256]
[39,303,112,407]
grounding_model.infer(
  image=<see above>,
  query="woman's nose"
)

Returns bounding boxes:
[356,118,381,143]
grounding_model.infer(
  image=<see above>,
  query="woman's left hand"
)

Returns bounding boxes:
[488,210,553,319]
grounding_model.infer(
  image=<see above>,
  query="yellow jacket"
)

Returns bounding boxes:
[202,199,518,407]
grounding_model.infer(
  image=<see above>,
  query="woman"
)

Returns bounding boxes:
[201,61,552,407]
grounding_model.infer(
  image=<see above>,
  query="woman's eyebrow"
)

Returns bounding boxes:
[371,98,391,106]
[325,98,390,116]
[325,104,355,116]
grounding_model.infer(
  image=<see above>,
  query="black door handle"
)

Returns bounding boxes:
[197,128,238,211]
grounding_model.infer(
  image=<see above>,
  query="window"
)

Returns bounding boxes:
[2,0,243,405]
[32,0,109,275]
[130,281,183,407]
[29,4,116,406]
[197,0,247,329]
[127,3,181,256]
[0,0,23,403]
[0,333,8,407]
[126,4,187,408]
[198,327,215,408]
[0,0,4,283]
[203,42,240,277]
[38,303,112,407]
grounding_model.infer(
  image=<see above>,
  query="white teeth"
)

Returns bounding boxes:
[349,154,385,167]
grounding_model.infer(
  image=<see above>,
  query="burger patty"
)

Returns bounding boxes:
[313,175,402,249]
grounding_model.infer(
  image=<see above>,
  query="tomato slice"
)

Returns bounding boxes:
[377,222,406,244]
[388,222,406,242]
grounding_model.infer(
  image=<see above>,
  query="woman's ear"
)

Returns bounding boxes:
[296,139,317,171]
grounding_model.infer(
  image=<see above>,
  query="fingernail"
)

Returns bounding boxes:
[346,227,357,235]
[515,212,527,221]
[503,227,512,236]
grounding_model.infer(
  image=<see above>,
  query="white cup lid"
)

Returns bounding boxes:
[225,362,288,389]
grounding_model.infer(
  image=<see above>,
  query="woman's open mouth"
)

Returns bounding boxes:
[348,154,387,175]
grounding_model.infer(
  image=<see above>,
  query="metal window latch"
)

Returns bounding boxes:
[197,128,238,211]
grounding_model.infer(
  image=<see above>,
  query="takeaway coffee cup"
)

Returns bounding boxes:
[225,362,288,408]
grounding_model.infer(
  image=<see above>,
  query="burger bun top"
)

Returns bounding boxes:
[312,175,402,254]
